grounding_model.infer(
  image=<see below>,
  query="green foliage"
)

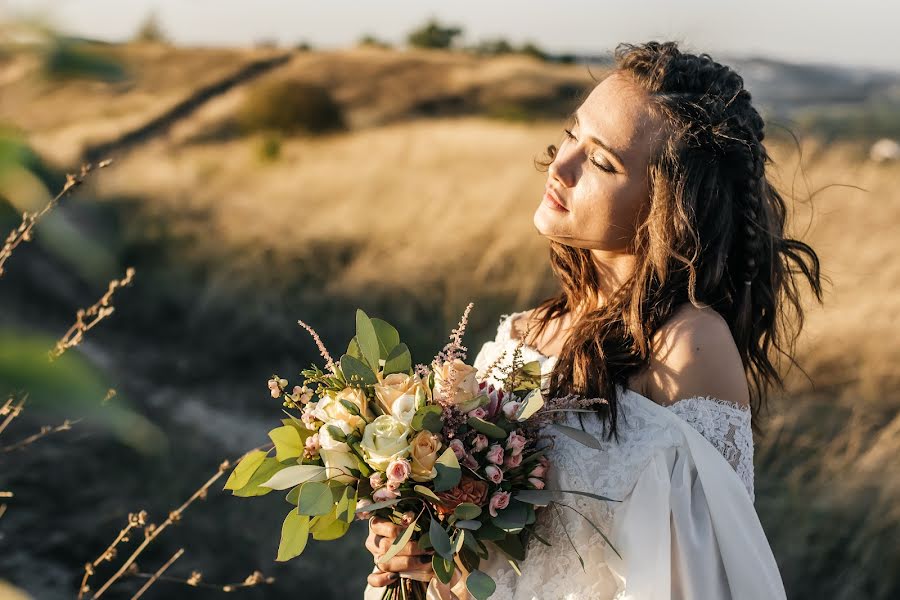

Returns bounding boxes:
[133,11,168,43]
[41,38,127,82]
[429,517,453,559]
[276,510,310,561]
[238,79,345,136]
[465,570,497,600]
[256,133,282,162]
[433,447,461,492]
[406,18,463,49]
[358,34,392,49]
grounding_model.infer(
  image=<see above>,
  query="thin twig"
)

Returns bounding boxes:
[49,267,136,361]
[2,417,81,452]
[0,158,113,277]
[0,394,27,437]
[130,548,184,600]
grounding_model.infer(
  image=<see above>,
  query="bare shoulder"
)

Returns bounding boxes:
[643,303,750,408]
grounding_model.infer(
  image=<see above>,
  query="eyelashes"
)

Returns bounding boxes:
[562,129,615,173]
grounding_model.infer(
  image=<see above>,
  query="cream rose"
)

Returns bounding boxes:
[432,359,480,406]
[390,394,418,426]
[320,447,358,484]
[374,373,431,414]
[409,430,442,482]
[312,388,368,432]
[360,415,411,471]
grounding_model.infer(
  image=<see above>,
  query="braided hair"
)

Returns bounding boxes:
[531,41,824,437]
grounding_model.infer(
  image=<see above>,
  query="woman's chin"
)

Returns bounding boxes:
[533,206,569,235]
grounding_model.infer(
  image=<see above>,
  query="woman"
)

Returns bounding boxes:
[365,40,822,599]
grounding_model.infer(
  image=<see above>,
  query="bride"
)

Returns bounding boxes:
[365,40,822,599]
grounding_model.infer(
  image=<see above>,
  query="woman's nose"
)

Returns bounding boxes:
[549,153,576,187]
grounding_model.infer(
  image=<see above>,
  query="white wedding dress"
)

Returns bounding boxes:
[364,311,787,600]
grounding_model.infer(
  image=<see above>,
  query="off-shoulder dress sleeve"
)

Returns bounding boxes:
[604,396,786,600]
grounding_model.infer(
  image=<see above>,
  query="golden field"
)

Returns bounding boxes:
[0,40,898,599]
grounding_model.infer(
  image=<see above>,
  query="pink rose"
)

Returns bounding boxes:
[462,453,479,470]
[355,497,374,520]
[528,477,546,490]
[468,407,487,420]
[386,458,412,484]
[373,487,400,502]
[386,479,401,491]
[529,463,548,478]
[485,465,503,484]
[485,444,504,465]
[506,432,527,456]
[449,438,466,460]
[489,491,511,517]
[501,401,522,420]
[399,510,416,526]
[369,472,386,490]
[471,434,489,453]
[503,452,523,469]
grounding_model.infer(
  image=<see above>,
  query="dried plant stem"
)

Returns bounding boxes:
[130,548,184,600]
[88,459,232,599]
[50,266,136,361]
[0,158,113,277]
[127,568,274,592]
[2,417,81,452]
[0,394,27,437]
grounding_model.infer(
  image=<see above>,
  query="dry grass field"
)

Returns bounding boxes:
[1,40,898,599]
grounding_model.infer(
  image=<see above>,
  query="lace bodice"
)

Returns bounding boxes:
[466,311,759,600]
[482,311,755,501]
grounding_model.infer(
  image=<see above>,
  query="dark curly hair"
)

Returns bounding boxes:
[528,40,826,438]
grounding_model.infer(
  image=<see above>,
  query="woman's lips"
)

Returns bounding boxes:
[543,188,569,212]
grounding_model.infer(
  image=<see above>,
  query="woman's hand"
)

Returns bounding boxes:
[366,516,435,588]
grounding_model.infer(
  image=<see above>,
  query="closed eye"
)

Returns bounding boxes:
[563,128,616,173]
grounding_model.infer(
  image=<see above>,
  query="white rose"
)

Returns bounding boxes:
[318,419,353,452]
[360,415,411,471]
[391,393,418,427]
[320,447,359,484]
[313,391,365,433]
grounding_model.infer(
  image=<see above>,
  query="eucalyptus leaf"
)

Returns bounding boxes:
[383,343,412,376]
[268,425,303,462]
[310,506,351,540]
[514,388,545,421]
[275,510,310,561]
[298,481,334,516]
[414,485,442,503]
[454,503,482,520]
[340,354,377,386]
[338,399,361,416]
[465,570,496,600]
[370,317,401,359]
[550,422,603,450]
[432,554,455,585]
[429,517,453,560]
[355,497,402,513]
[223,450,267,491]
[433,447,461,493]
[355,309,381,372]
[230,458,283,497]
[491,499,529,532]
[467,416,507,440]
[514,488,618,505]
[455,519,482,530]
[377,512,420,565]
[260,464,327,490]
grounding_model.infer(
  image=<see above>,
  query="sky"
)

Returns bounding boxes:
[5,0,899,73]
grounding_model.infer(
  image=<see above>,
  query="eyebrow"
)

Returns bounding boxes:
[572,111,625,169]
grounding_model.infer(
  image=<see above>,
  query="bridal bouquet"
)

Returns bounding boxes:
[224,304,615,600]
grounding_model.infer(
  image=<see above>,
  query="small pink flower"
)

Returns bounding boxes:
[501,401,522,420]
[303,433,321,459]
[386,479,401,491]
[449,438,466,460]
[528,464,548,478]
[300,408,318,430]
[399,510,416,526]
[471,434,489,453]
[503,452,523,469]
[538,455,549,468]
[386,458,411,484]
[369,472,386,490]
[485,444,504,465]
[462,453,479,470]
[373,487,400,502]
[488,491,511,517]
[528,477,546,490]
[355,497,374,520]
[506,432,527,456]
[468,407,487,420]
[485,465,503,484]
